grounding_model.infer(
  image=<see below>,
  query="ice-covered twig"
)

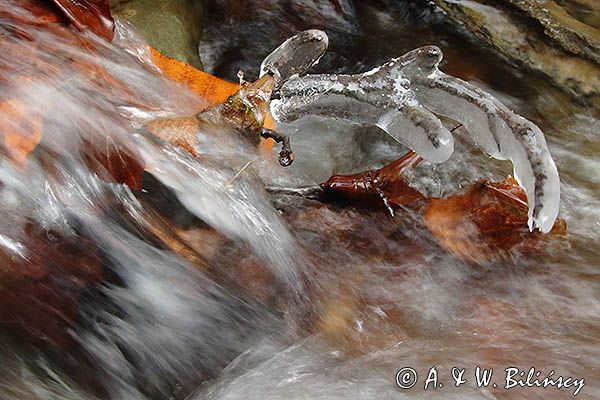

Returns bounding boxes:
[402,46,560,233]
[260,29,329,85]
[269,45,560,233]
[270,62,454,163]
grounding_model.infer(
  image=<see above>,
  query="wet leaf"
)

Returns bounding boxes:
[0,2,277,172]
[0,0,62,28]
[0,80,43,165]
[0,223,103,347]
[50,0,114,40]
[1,2,141,187]
[149,46,277,131]
[320,150,424,213]
[423,176,567,264]
[149,47,239,107]
[84,135,145,190]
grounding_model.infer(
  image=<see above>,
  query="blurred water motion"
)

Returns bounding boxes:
[0,1,599,399]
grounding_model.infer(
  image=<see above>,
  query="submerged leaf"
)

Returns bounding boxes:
[423,176,566,264]
[0,2,143,187]
[84,135,145,190]
[0,79,43,165]
[0,223,103,347]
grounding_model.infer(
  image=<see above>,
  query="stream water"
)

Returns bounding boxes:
[0,1,599,400]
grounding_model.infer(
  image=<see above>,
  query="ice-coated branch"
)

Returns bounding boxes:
[260,29,329,85]
[269,45,560,233]
[403,46,560,233]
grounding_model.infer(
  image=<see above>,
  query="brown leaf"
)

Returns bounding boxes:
[50,0,114,40]
[320,150,424,211]
[1,2,144,188]
[423,176,567,264]
[84,135,145,190]
[2,2,278,186]
[144,116,202,158]
[0,0,63,28]
[0,222,103,347]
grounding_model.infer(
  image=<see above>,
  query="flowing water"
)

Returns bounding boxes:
[0,1,599,399]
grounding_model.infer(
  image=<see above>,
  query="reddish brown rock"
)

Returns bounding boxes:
[0,223,103,347]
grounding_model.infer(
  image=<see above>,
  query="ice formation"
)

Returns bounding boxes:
[198,30,329,167]
[260,29,329,85]
[270,46,560,233]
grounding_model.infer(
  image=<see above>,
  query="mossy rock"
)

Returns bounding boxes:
[110,0,203,70]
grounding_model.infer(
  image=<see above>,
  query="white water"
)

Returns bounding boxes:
[1,2,599,400]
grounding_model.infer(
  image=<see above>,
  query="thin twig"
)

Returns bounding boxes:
[221,159,255,191]
[450,123,463,132]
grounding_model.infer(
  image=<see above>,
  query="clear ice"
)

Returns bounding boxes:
[260,29,329,85]
[270,46,560,233]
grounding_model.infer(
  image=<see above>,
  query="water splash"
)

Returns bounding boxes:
[0,3,305,396]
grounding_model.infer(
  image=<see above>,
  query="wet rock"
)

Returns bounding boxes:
[431,0,600,106]
[198,0,359,80]
[110,0,203,69]
[0,223,104,347]
[504,0,600,65]
[555,0,600,30]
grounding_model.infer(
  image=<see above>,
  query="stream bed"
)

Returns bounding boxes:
[0,1,599,399]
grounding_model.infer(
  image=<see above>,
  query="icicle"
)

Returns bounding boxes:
[402,46,560,233]
[271,62,454,163]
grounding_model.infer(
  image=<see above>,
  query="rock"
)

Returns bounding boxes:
[110,0,203,69]
[198,0,359,80]
[504,0,600,65]
[555,0,600,30]
[431,0,600,106]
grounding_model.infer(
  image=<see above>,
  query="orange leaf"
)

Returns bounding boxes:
[0,78,43,165]
[149,47,276,131]
[149,46,277,158]
[149,47,239,107]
